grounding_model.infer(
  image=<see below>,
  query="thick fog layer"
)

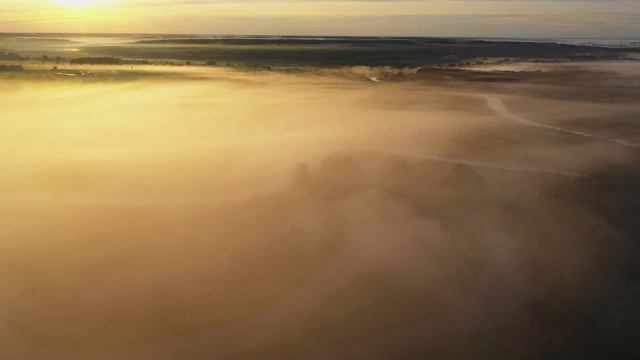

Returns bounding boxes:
[1,63,640,359]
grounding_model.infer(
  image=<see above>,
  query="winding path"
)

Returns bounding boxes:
[485,96,640,148]
[357,148,588,178]
[2,94,606,359]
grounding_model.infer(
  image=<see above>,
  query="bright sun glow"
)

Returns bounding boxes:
[51,0,107,6]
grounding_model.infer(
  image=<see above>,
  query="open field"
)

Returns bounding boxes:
[1,35,640,360]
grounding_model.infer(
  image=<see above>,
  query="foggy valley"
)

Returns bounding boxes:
[1,34,640,360]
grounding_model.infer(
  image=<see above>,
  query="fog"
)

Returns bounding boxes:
[1,64,639,359]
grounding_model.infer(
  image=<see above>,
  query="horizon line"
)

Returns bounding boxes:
[1,32,640,41]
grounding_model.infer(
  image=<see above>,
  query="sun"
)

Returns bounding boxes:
[51,0,108,6]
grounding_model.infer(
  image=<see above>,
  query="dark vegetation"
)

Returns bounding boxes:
[70,56,124,65]
[0,64,24,72]
[94,37,640,67]
[230,156,640,360]
[0,51,28,61]
[2,34,640,359]
[69,56,151,65]
[3,36,640,80]
[416,67,541,82]
[37,54,65,62]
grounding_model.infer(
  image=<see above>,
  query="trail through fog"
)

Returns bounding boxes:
[360,148,588,177]
[2,63,639,360]
[485,96,640,148]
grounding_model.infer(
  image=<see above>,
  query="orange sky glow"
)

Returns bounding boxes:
[1,1,639,37]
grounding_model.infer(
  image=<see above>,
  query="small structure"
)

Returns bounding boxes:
[51,66,92,76]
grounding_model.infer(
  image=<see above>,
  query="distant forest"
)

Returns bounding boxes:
[0,51,28,61]
[0,64,24,72]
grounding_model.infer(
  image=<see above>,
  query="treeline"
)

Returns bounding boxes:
[0,64,24,72]
[38,55,66,62]
[0,51,29,61]
[69,57,153,65]
[70,56,124,65]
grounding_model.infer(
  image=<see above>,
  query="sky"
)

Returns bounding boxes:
[0,0,639,38]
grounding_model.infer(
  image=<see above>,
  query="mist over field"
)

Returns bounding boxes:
[2,47,640,359]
